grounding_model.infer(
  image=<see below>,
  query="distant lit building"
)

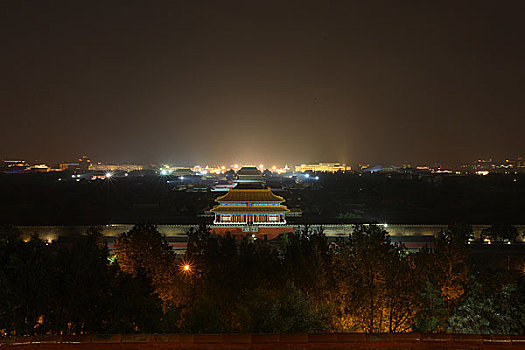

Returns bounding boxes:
[89,163,144,171]
[471,157,525,174]
[211,181,235,192]
[0,160,29,173]
[159,165,195,176]
[191,165,227,175]
[295,162,351,173]
[362,164,401,173]
[30,164,51,173]
[60,155,91,172]
[210,167,293,239]
[517,157,525,173]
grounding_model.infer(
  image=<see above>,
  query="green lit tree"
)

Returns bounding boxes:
[413,280,449,332]
[237,282,328,333]
[448,280,525,334]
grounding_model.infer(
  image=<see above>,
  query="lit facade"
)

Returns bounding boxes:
[210,167,293,239]
[89,163,144,171]
[211,188,289,225]
[295,162,351,173]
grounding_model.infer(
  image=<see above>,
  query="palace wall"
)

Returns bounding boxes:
[17,223,525,242]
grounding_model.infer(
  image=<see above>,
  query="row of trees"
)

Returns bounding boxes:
[480,223,521,243]
[1,223,524,336]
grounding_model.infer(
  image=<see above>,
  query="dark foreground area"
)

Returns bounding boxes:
[1,172,525,224]
[3,333,525,350]
[1,224,524,337]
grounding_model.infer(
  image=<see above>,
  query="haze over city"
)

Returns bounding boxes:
[2,1,525,165]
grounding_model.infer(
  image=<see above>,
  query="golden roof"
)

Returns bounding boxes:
[210,205,290,213]
[215,187,285,203]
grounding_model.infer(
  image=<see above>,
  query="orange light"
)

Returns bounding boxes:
[180,261,193,275]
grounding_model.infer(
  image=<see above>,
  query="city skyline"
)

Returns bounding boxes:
[2,154,525,168]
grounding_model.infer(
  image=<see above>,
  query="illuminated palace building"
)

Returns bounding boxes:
[210,167,293,239]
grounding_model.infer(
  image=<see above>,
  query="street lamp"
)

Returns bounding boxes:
[179,259,194,275]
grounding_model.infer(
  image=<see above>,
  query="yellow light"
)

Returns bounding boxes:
[180,260,193,275]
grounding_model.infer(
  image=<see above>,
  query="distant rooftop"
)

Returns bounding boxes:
[235,166,265,184]
[236,166,262,176]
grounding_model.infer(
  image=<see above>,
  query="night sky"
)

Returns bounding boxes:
[1,1,524,166]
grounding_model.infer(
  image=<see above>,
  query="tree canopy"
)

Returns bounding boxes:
[1,223,524,336]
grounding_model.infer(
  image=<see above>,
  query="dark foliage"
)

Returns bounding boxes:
[1,223,525,336]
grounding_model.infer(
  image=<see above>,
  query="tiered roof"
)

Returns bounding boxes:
[211,167,289,215]
[210,205,289,213]
[215,188,285,203]
[235,166,266,184]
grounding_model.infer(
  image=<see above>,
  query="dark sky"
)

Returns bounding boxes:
[1,1,524,166]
